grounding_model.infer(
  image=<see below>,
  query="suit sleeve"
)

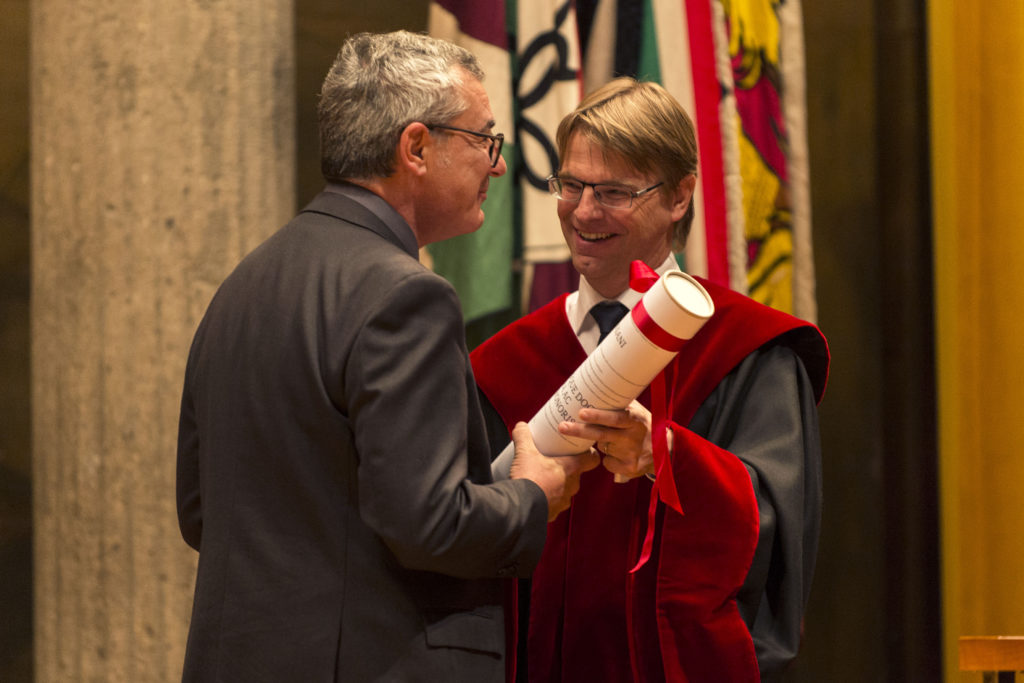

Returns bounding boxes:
[479,390,512,459]
[685,343,822,680]
[345,270,547,578]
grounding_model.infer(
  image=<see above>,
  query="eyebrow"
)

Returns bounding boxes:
[558,173,628,186]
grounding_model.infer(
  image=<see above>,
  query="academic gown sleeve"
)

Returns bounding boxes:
[686,342,822,681]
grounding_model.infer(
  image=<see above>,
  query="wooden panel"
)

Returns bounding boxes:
[930,1,1024,680]
[960,637,1024,672]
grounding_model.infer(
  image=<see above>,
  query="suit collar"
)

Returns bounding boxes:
[302,182,420,259]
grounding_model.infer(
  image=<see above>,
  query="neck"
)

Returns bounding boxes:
[592,279,630,300]
[588,251,674,299]
[349,176,423,247]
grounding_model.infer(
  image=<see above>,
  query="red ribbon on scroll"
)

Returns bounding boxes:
[630,262,689,353]
[628,260,684,573]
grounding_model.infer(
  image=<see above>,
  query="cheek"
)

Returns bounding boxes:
[556,202,574,224]
[631,215,672,252]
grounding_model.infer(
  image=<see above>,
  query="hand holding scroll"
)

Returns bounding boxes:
[490,266,713,488]
[509,422,600,521]
[558,400,673,481]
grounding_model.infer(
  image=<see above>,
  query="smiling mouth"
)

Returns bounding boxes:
[578,230,615,242]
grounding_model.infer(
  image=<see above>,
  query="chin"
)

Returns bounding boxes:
[457,215,485,237]
[580,255,630,284]
[574,251,613,269]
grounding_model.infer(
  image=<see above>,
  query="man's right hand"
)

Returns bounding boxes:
[508,422,599,521]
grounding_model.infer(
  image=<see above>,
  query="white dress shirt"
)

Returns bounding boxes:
[565,254,681,354]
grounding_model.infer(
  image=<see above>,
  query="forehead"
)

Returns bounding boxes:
[560,133,645,182]
[454,75,494,127]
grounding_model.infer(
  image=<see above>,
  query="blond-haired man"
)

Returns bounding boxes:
[473,78,829,682]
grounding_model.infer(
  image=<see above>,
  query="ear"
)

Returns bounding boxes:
[396,122,431,176]
[669,174,697,223]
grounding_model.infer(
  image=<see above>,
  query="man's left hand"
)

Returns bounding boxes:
[558,400,661,480]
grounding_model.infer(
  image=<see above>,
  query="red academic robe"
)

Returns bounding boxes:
[471,277,828,683]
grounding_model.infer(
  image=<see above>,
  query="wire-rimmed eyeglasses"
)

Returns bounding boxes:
[547,175,664,209]
[427,124,505,168]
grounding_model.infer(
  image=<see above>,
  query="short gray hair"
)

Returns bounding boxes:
[318,31,484,181]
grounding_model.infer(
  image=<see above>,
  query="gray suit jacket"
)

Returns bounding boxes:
[177,184,547,682]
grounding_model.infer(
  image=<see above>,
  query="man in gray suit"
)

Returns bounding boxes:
[176,31,597,682]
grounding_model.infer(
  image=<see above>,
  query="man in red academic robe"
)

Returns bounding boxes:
[471,78,829,682]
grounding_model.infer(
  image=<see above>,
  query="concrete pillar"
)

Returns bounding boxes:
[30,1,294,680]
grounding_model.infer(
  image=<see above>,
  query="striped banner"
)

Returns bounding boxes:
[591,0,816,318]
[779,0,816,321]
[427,1,518,323]
[428,0,582,320]
[723,0,805,315]
[513,0,585,312]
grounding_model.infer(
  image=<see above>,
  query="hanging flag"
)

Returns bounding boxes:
[637,0,711,277]
[635,0,816,318]
[430,0,816,322]
[777,0,817,322]
[684,0,739,289]
[427,1,517,323]
[513,0,584,311]
[588,0,737,289]
[723,0,802,314]
[428,0,582,321]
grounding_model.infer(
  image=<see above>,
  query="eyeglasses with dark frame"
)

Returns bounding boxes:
[427,124,505,168]
[546,175,664,209]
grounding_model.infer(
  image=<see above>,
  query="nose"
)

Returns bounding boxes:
[490,153,508,177]
[573,184,604,218]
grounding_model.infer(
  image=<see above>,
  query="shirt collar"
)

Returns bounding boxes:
[568,254,680,337]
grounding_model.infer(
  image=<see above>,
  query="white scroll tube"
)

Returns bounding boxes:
[492,270,715,480]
